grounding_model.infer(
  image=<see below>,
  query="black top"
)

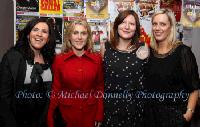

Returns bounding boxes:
[0,48,51,127]
[104,42,147,92]
[144,43,200,104]
[103,42,148,127]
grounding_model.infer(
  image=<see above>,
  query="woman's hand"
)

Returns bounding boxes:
[184,90,199,122]
[95,121,102,127]
[183,109,193,122]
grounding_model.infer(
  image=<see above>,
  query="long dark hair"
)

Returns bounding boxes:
[15,17,56,64]
[111,10,141,49]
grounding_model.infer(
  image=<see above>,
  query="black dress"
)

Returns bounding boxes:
[144,43,200,127]
[102,42,148,127]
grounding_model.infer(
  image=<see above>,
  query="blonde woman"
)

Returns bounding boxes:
[144,8,200,127]
[47,19,104,127]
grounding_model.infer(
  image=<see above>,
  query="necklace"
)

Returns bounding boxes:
[153,42,182,58]
[116,44,137,53]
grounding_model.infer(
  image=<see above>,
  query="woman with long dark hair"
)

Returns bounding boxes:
[0,17,56,127]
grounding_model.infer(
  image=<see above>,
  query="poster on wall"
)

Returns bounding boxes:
[39,0,63,17]
[16,0,39,16]
[47,17,63,44]
[86,0,109,19]
[89,21,109,51]
[63,0,84,17]
[135,0,159,45]
[135,0,159,18]
[193,0,200,27]
[181,0,200,27]
[160,0,182,22]
[14,0,167,49]
[16,15,38,41]
[109,0,135,22]
[140,21,151,45]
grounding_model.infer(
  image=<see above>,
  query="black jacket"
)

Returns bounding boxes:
[0,48,26,127]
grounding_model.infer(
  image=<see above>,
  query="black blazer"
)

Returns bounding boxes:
[0,48,26,127]
[0,48,65,127]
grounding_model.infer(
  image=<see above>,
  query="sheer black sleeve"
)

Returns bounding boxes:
[180,45,200,92]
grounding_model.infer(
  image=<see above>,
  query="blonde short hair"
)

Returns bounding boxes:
[62,19,93,53]
[151,8,179,50]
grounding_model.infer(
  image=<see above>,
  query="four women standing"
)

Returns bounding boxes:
[0,8,199,127]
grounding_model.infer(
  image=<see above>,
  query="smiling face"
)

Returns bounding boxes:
[152,14,171,44]
[29,22,49,51]
[70,24,88,52]
[118,14,136,42]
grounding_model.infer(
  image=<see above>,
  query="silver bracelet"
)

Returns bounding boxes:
[187,108,194,113]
